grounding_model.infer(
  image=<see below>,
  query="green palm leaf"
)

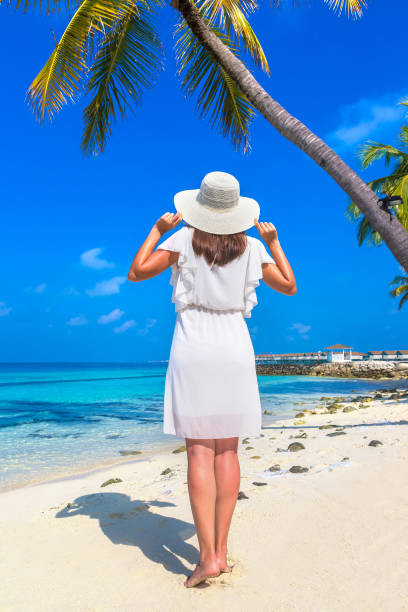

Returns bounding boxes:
[175,17,255,151]
[397,292,408,309]
[27,0,126,122]
[323,0,366,17]
[201,0,269,73]
[82,2,164,156]
[359,141,406,169]
[4,0,75,15]
[390,275,408,310]
[271,0,366,17]
[346,131,408,247]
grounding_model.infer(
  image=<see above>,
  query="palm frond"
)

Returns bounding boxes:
[358,141,405,169]
[347,172,408,247]
[390,275,408,287]
[323,0,367,18]
[397,174,408,229]
[4,0,75,15]
[175,18,255,152]
[356,214,383,247]
[82,2,164,156]
[397,291,408,309]
[398,125,408,149]
[345,200,361,221]
[201,0,269,73]
[27,0,125,122]
[390,275,408,309]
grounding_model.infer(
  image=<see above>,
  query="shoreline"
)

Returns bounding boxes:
[0,436,183,495]
[1,384,408,610]
[2,375,407,495]
[256,360,408,379]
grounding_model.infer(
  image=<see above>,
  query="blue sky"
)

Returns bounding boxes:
[1,0,407,362]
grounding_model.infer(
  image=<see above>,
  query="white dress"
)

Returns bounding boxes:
[157,226,275,439]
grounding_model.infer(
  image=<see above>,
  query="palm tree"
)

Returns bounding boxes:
[5,0,408,272]
[346,104,408,247]
[390,275,408,310]
[346,110,408,310]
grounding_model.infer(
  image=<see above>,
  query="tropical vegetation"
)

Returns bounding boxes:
[346,101,408,308]
[3,0,408,272]
[346,101,408,247]
[390,275,408,310]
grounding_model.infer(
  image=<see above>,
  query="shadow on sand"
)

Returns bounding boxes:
[56,493,197,576]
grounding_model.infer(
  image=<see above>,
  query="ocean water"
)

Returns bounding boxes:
[0,362,402,491]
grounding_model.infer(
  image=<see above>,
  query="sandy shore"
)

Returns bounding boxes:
[1,386,408,611]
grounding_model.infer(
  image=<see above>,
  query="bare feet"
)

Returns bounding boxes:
[215,553,233,573]
[184,560,220,588]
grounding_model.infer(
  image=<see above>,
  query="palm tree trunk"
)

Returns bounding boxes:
[174,0,408,272]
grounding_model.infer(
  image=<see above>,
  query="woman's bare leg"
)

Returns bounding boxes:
[184,438,220,587]
[214,437,240,572]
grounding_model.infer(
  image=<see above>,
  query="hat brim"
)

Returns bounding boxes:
[174,189,260,235]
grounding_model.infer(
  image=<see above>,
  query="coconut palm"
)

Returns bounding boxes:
[346,103,408,246]
[5,0,408,272]
[390,275,408,310]
[346,110,408,310]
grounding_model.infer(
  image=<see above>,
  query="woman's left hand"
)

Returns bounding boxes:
[154,212,183,236]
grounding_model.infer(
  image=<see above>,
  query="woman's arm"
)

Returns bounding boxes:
[254,219,297,296]
[128,212,182,282]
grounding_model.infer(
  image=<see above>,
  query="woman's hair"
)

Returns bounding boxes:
[191,227,247,267]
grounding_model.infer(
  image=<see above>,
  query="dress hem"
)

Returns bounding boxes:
[162,429,262,439]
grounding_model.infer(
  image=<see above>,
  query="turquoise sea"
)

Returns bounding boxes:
[0,363,403,491]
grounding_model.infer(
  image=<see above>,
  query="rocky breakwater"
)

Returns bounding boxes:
[256,360,408,379]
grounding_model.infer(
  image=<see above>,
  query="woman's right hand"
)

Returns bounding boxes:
[254,219,278,244]
[154,212,183,236]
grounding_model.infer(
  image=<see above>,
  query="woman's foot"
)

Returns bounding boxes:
[215,547,234,573]
[215,552,233,573]
[184,560,220,588]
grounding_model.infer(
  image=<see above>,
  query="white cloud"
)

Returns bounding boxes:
[0,302,11,317]
[290,322,311,340]
[98,308,124,325]
[86,276,126,297]
[25,283,47,294]
[327,93,407,151]
[113,320,136,334]
[80,247,115,270]
[137,318,157,336]
[67,314,88,326]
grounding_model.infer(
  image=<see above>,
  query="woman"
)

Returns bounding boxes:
[128,171,296,588]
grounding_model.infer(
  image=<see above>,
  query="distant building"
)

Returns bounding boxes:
[256,346,408,363]
[256,352,326,364]
[325,344,353,362]
[366,350,408,361]
[366,350,383,360]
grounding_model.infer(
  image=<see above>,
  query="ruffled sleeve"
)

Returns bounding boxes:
[243,237,275,318]
[157,226,197,312]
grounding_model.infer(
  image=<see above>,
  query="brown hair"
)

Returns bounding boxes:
[191,227,247,267]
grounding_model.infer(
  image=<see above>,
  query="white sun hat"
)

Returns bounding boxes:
[174,171,260,235]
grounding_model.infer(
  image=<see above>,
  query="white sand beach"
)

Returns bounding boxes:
[1,387,408,612]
